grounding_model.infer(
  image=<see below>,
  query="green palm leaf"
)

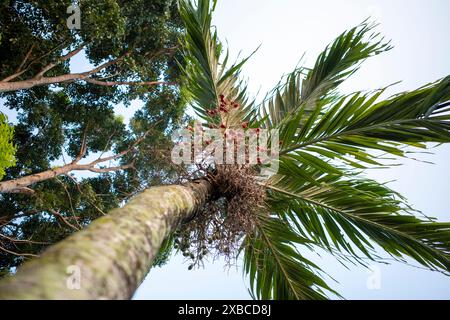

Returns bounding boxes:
[280,77,450,165]
[267,163,450,273]
[261,21,391,127]
[179,0,257,126]
[302,21,391,104]
[243,215,338,300]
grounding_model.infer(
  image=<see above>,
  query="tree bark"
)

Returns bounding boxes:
[0,74,90,92]
[0,179,213,299]
[0,163,78,193]
[0,157,134,194]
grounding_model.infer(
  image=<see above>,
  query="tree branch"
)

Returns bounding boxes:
[0,50,130,92]
[0,44,182,92]
[84,78,176,87]
[15,44,35,73]
[48,209,80,231]
[87,162,135,173]
[0,245,38,257]
[74,126,89,162]
[0,130,147,194]
[0,233,49,245]
[7,187,36,195]
[0,41,68,83]
[34,45,85,79]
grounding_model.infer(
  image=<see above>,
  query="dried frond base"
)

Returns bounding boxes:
[175,165,266,269]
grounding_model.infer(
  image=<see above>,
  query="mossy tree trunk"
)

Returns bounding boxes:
[0,180,213,299]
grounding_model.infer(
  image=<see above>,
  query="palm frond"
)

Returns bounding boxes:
[243,215,338,300]
[179,0,257,126]
[267,162,450,273]
[261,21,391,127]
[302,21,391,104]
[261,68,307,127]
[280,77,450,167]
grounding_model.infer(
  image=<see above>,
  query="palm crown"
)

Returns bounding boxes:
[179,0,450,299]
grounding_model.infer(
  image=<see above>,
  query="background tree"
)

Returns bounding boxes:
[0,112,16,180]
[0,0,182,92]
[0,0,450,300]
[0,0,186,275]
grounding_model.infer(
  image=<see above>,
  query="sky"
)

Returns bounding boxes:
[134,0,450,300]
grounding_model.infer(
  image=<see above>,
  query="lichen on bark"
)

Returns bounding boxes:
[0,180,212,299]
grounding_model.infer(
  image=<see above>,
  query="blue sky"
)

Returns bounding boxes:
[134,0,450,299]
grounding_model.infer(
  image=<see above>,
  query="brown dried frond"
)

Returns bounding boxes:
[175,165,266,269]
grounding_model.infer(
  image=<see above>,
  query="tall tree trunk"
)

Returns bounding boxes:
[0,179,213,299]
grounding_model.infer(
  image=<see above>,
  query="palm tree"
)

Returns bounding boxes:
[1,0,450,299]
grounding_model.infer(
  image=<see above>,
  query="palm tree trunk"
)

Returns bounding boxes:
[0,179,213,299]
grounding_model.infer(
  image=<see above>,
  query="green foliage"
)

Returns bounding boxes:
[269,163,450,271]
[152,233,175,268]
[0,0,182,99]
[179,0,257,125]
[262,22,391,128]
[302,21,391,105]
[243,215,339,300]
[0,0,185,274]
[0,113,16,180]
[279,77,450,162]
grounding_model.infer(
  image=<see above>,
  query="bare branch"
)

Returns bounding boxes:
[0,69,28,84]
[0,233,50,245]
[143,45,179,60]
[92,130,150,164]
[0,244,39,257]
[0,44,182,91]
[98,128,119,160]
[0,50,130,92]
[0,45,35,83]
[88,162,135,173]
[84,79,176,87]
[0,41,68,83]
[0,128,148,194]
[17,44,36,71]
[54,177,82,229]
[9,44,37,79]
[48,209,80,231]
[34,45,85,79]
[8,187,35,195]
[64,173,107,216]
[75,126,90,162]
